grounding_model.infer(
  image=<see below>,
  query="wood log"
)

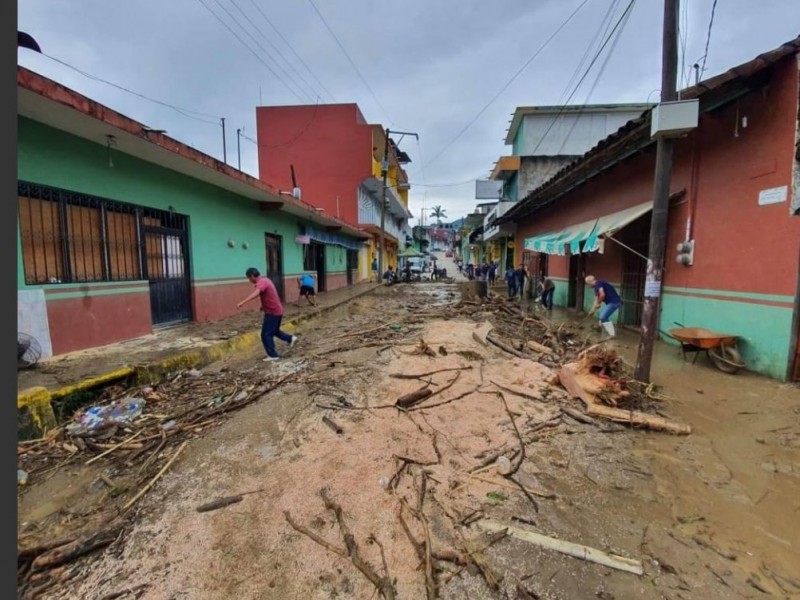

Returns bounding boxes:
[476,519,643,575]
[396,388,433,409]
[486,335,527,359]
[31,523,122,571]
[558,363,691,435]
[527,340,553,355]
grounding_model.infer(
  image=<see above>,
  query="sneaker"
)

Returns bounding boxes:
[263,356,280,362]
[290,335,298,349]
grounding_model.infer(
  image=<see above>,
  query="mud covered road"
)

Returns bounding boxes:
[19,283,800,599]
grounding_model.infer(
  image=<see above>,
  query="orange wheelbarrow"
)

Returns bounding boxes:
[666,322,746,374]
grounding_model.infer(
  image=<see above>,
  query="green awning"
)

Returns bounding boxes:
[398,246,424,258]
[524,202,652,256]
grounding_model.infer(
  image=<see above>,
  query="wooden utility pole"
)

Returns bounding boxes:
[378,127,390,279]
[634,0,679,382]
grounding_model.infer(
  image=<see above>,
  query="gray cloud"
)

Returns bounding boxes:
[18,0,800,223]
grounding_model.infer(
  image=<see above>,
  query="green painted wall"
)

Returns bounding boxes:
[325,244,347,274]
[17,117,360,290]
[547,275,793,379]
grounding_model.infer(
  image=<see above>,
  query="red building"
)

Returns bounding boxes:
[256,104,413,278]
[501,38,800,381]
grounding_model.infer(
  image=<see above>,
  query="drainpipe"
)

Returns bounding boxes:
[686,129,700,242]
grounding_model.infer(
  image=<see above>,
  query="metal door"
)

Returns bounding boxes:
[142,212,191,326]
[346,250,358,286]
[619,250,647,327]
[314,243,326,292]
[265,233,285,301]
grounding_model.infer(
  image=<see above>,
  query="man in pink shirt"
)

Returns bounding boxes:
[237,267,297,361]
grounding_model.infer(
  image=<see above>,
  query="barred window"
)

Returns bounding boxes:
[303,243,318,271]
[17,182,149,285]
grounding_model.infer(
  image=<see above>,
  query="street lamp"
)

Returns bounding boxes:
[379,128,418,280]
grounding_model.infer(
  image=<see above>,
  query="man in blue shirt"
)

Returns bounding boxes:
[297,273,317,306]
[586,275,621,338]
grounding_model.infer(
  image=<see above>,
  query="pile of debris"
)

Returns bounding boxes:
[17,367,298,597]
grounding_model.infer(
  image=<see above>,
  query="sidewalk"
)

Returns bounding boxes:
[18,282,380,399]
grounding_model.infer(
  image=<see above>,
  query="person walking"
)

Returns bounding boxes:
[539,276,555,310]
[371,256,378,282]
[297,273,317,306]
[514,264,527,300]
[238,268,297,361]
[585,274,621,338]
[504,266,516,299]
[488,262,497,286]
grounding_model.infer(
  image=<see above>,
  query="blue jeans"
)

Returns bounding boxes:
[541,287,554,309]
[507,282,516,298]
[262,314,292,357]
[598,302,621,323]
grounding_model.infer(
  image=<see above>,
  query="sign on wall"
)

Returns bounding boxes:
[475,179,503,200]
[758,185,788,206]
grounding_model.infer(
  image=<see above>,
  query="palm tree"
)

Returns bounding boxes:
[430,205,447,227]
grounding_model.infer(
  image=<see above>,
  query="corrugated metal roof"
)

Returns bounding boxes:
[500,36,800,225]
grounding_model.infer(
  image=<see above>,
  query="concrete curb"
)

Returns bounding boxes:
[18,284,380,436]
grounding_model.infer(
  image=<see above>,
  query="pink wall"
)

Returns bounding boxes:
[517,56,800,295]
[256,104,372,226]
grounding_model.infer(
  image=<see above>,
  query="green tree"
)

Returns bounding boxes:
[430,205,447,227]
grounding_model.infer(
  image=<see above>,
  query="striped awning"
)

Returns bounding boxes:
[523,218,598,256]
[524,202,652,255]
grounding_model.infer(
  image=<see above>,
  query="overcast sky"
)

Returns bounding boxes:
[18,0,800,224]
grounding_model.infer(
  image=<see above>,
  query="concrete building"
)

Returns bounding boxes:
[256,104,413,279]
[500,37,800,381]
[17,68,368,357]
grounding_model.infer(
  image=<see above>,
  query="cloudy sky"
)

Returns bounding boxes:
[18,0,800,224]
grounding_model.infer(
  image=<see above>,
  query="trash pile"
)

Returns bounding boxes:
[16,366,298,598]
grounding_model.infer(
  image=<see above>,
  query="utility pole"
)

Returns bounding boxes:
[221,118,227,164]
[236,128,242,170]
[634,0,679,383]
[378,127,418,279]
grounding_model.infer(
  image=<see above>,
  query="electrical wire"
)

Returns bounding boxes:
[227,0,322,102]
[307,0,393,123]
[421,0,593,171]
[526,0,636,158]
[212,0,313,102]
[555,0,634,154]
[195,0,306,102]
[38,53,223,126]
[241,101,320,149]
[699,0,719,78]
[245,0,336,102]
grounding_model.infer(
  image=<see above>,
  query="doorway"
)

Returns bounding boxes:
[264,233,284,301]
[313,242,326,292]
[616,213,651,328]
[346,250,358,286]
[142,211,192,327]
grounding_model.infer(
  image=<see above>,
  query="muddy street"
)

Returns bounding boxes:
[18,283,800,600]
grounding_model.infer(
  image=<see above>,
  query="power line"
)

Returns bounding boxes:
[211,0,313,102]
[527,0,636,158]
[38,53,223,126]
[226,0,321,102]
[241,102,320,149]
[245,0,336,102]
[699,0,718,78]
[422,0,593,171]
[306,0,393,122]
[556,0,634,154]
[195,0,306,102]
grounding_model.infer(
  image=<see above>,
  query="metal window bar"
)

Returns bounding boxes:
[17,182,185,285]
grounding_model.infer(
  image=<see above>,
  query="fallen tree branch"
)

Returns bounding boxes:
[487,335,527,359]
[476,520,643,575]
[390,366,472,379]
[122,441,188,512]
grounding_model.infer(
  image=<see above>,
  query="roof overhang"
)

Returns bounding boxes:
[17,67,369,240]
[361,177,413,218]
[504,103,653,145]
[490,155,520,180]
[500,37,800,225]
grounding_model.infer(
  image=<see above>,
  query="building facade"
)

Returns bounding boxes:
[501,38,800,381]
[17,68,367,357]
[255,104,413,279]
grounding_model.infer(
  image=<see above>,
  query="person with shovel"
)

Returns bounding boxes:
[585,274,621,338]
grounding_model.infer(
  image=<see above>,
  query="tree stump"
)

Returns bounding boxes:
[460,281,488,302]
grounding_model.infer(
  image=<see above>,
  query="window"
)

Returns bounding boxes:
[17,182,170,285]
[303,243,318,271]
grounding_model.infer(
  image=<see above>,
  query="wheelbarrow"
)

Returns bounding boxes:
[665,322,746,374]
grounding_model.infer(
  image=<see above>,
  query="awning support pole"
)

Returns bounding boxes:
[603,235,649,261]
